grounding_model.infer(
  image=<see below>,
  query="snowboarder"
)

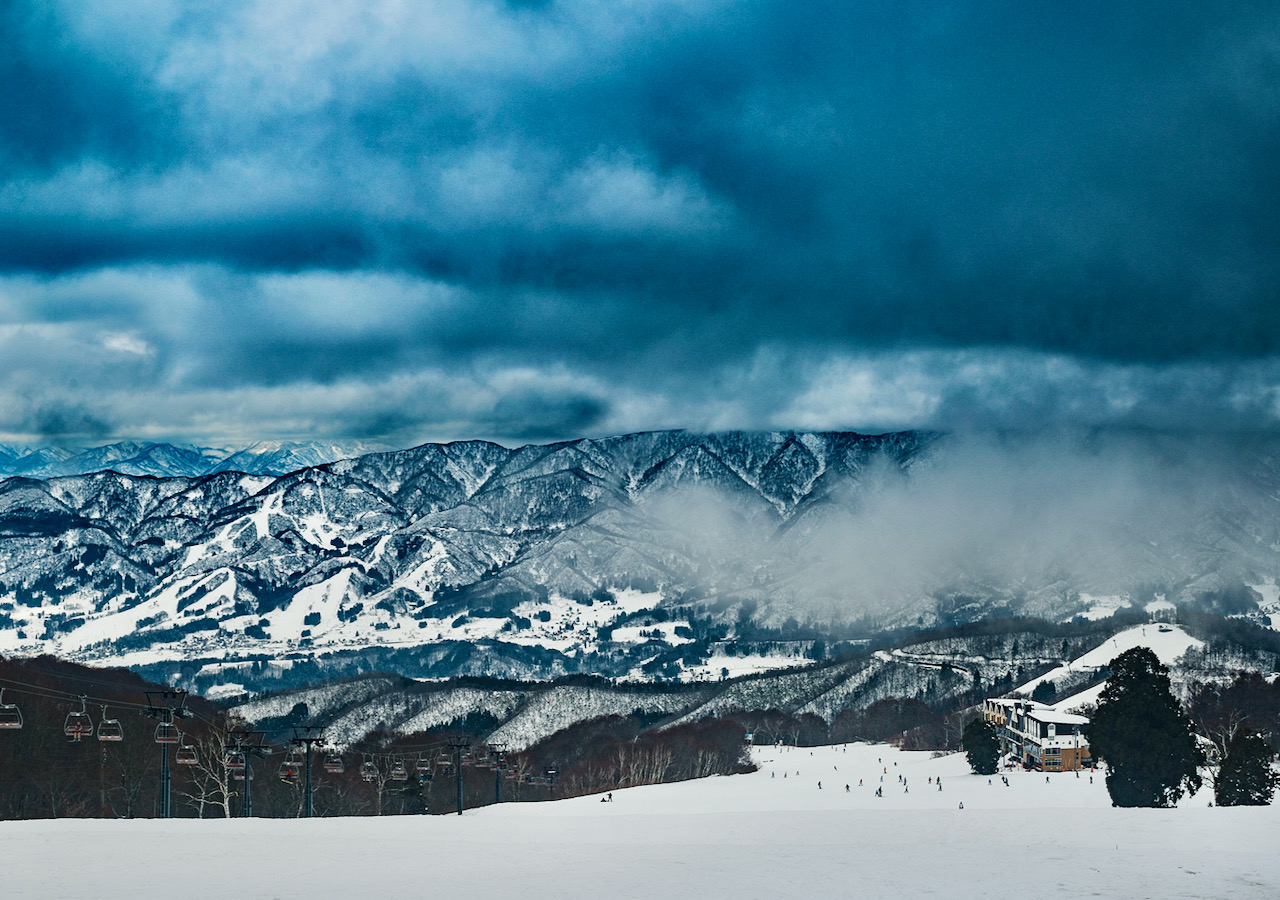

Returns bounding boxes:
[958,802,964,810]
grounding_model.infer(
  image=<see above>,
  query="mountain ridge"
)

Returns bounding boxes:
[2,429,1279,691]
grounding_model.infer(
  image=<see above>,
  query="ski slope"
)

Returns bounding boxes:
[1015,622,1203,712]
[2,742,1276,899]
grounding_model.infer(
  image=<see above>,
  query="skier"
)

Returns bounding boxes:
[818,782,822,790]
[845,784,850,792]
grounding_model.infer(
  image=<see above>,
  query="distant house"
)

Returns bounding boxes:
[983,698,1091,772]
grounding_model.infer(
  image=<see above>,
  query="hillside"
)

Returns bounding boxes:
[3,430,1280,686]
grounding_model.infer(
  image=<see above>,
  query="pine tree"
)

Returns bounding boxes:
[1214,729,1279,806]
[962,716,1000,775]
[1031,680,1057,704]
[1089,647,1204,807]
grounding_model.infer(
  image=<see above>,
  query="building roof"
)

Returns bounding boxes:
[985,697,1089,725]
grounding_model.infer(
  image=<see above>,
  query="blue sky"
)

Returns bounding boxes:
[2,1,1278,447]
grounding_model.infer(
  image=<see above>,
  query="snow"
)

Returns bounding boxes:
[1249,578,1280,630]
[2,742,1277,899]
[1077,593,1130,620]
[1015,623,1204,708]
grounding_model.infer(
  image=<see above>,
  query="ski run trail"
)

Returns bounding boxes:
[3,740,1277,899]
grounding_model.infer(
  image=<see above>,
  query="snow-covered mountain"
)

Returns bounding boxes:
[2,429,1280,686]
[0,440,391,479]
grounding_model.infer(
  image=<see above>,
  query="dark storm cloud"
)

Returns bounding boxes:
[1,1,1279,444]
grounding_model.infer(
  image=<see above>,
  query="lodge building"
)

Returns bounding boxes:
[982,697,1091,772]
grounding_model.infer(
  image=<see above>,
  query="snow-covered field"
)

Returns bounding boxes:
[3,742,1277,899]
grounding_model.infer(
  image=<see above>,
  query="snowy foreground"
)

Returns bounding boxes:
[4,742,1278,899]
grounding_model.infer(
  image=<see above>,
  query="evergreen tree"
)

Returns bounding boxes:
[961,716,1000,775]
[1031,680,1057,704]
[1214,729,1279,807]
[1089,647,1204,807]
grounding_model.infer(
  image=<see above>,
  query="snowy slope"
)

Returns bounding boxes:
[1,742,1276,900]
[5,429,1280,687]
[1014,623,1204,711]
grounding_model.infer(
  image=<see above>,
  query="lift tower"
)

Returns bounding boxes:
[143,690,192,819]
[290,725,326,818]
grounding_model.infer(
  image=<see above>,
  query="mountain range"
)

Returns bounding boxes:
[0,440,391,479]
[1,429,1278,691]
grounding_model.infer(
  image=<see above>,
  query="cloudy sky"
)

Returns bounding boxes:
[2,1,1278,448]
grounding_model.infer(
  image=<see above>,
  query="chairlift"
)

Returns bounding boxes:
[64,697,93,741]
[175,733,198,766]
[154,721,179,744]
[224,749,247,771]
[360,755,379,782]
[96,705,123,742]
[280,747,303,781]
[389,758,408,782]
[0,689,23,729]
[323,751,345,774]
[415,754,432,774]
